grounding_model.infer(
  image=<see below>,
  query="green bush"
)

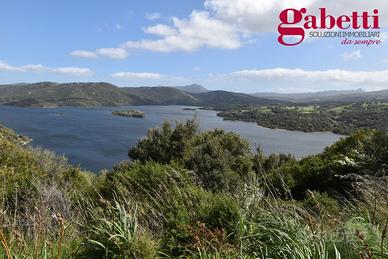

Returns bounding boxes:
[99,160,247,256]
[198,194,241,239]
[0,139,98,258]
[185,129,253,192]
[128,120,254,193]
[128,120,198,163]
[302,191,341,217]
[0,140,44,200]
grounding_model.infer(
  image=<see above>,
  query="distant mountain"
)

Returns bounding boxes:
[0,82,283,109]
[193,90,282,110]
[328,89,388,103]
[0,82,135,107]
[253,89,366,103]
[173,84,209,93]
[121,86,199,105]
[2,82,388,109]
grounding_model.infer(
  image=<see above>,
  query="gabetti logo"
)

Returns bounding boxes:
[278,8,380,46]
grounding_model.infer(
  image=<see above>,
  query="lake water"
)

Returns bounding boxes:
[0,105,342,172]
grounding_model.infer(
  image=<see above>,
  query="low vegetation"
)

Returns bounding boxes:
[218,101,388,134]
[0,120,387,258]
[0,124,31,145]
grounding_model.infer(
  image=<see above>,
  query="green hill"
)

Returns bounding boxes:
[173,84,209,93]
[0,82,282,109]
[253,88,388,104]
[121,86,199,105]
[0,82,135,107]
[193,90,281,110]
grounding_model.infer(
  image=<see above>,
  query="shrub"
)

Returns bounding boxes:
[185,129,253,192]
[99,161,203,255]
[198,194,241,240]
[128,120,198,163]
[128,120,254,193]
[0,139,97,258]
[302,191,341,217]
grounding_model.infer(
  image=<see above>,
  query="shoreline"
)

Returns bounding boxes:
[0,104,346,136]
[220,116,345,136]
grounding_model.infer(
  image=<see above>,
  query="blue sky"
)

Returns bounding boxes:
[0,0,387,93]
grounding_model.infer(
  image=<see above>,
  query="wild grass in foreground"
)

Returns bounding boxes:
[0,120,387,258]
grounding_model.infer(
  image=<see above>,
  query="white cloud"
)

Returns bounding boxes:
[146,12,161,21]
[0,60,93,76]
[230,68,388,85]
[111,72,162,80]
[205,0,312,33]
[143,24,177,36]
[96,48,128,59]
[122,11,240,52]
[382,59,388,64]
[112,68,388,92]
[70,50,98,59]
[71,48,128,60]
[211,68,388,92]
[342,50,362,61]
[205,0,388,33]
[51,67,93,76]
[0,61,24,72]
[110,71,190,85]
[72,0,388,56]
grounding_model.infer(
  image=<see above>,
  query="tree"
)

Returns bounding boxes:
[128,120,254,192]
[128,119,198,163]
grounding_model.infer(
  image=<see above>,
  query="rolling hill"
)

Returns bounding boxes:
[193,90,282,110]
[0,82,135,107]
[121,86,199,105]
[253,89,388,104]
[0,82,283,109]
[173,84,209,93]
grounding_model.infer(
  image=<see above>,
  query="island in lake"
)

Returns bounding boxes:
[112,109,145,118]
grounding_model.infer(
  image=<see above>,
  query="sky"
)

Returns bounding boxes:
[0,0,387,93]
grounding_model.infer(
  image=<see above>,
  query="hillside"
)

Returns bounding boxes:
[218,102,388,134]
[173,84,209,93]
[121,86,199,105]
[0,124,31,145]
[253,88,388,104]
[0,82,135,107]
[0,82,283,109]
[193,90,282,110]
[6,81,388,112]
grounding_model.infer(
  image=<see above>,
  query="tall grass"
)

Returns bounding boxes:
[1,127,388,258]
[80,201,158,258]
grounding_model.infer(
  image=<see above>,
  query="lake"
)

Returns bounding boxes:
[0,105,342,172]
